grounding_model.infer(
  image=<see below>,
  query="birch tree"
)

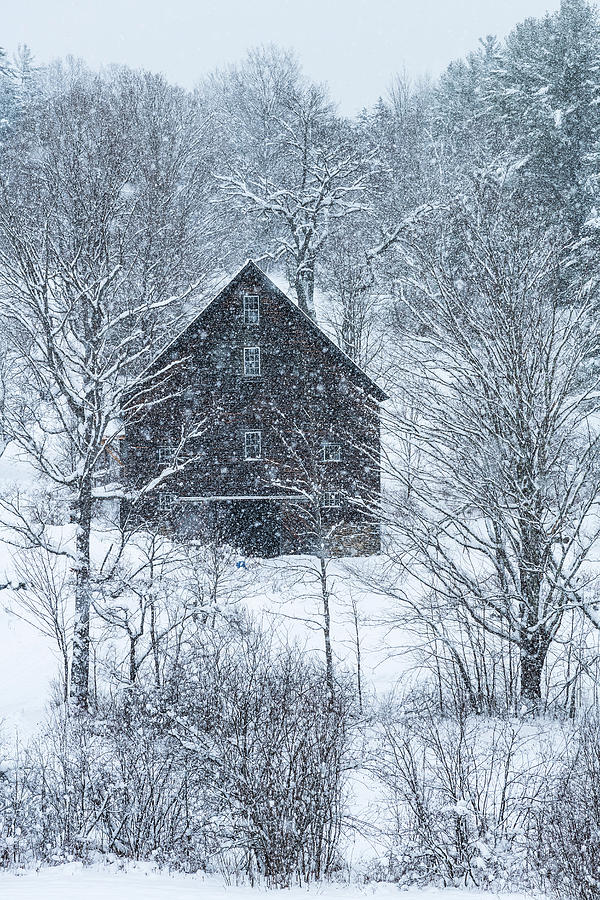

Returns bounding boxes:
[0,67,213,711]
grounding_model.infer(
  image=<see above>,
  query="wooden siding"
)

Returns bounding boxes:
[123,262,384,556]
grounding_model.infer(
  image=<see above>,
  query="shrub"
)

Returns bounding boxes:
[537,715,600,900]
[371,695,560,889]
[0,618,352,885]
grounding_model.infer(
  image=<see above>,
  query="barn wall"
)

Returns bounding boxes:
[123,265,383,557]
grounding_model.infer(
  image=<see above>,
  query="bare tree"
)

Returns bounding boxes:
[385,188,600,710]
[0,67,214,711]
[266,408,380,703]
[205,46,371,317]
[320,234,386,374]
[7,548,73,701]
[94,533,247,686]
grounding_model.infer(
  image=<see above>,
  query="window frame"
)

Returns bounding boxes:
[157,445,175,465]
[322,442,342,463]
[243,294,260,325]
[243,346,261,377]
[244,430,262,461]
[321,490,342,508]
[158,491,178,512]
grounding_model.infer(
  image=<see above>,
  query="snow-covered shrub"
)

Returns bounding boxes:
[0,699,211,866]
[0,736,37,868]
[0,616,352,881]
[166,618,352,886]
[371,695,562,889]
[0,723,97,868]
[85,693,208,865]
[18,710,110,862]
[537,715,600,900]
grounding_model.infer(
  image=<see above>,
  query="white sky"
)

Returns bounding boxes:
[5,0,561,113]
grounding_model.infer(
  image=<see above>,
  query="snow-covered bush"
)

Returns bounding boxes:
[0,736,36,868]
[165,618,352,885]
[11,711,111,863]
[371,695,563,889]
[0,617,352,882]
[0,674,209,868]
[536,715,600,900]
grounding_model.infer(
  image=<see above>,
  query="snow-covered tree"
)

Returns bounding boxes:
[494,0,600,238]
[432,0,600,251]
[204,46,371,317]
[386,186,600,709]
[0,66,214,711]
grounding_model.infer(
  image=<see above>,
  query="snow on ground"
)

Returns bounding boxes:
[0,445,465,887]
[0,864,538,900]
[0,443,63,733]
[0,539,414,738]
[246,554,415,692]
[0,607,58,733]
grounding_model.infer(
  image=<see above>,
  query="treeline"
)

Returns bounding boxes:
[2,0,598,355]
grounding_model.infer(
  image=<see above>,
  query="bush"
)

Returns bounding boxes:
[166,621,351,884]
[0,618,352,884]
[371,694,560,889]
[537,715,600,900]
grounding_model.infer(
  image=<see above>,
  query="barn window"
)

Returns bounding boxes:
[244,346,261,377]
[158,492,177,512]
[157,446,175,464]
[243,294,260,324]
[244,430,262,460]
[322,491,342,508]
[322,442,341,462]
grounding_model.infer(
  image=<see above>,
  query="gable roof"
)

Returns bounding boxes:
[147,259,388,402]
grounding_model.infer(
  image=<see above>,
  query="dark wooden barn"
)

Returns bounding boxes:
[122,260,387,557]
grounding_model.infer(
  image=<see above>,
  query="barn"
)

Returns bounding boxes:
[122,260,387,557]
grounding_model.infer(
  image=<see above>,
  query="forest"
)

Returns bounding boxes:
[1,0,600,897]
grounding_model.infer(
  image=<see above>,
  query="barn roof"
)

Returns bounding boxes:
[146,259,388,403]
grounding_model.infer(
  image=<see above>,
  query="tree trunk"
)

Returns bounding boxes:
[62,649,69,703]
[129,635,138,684]
[70,477,92,712]
[351,594,363,713]
[518,503,551,712]
[519,638,546,709]
[319,555,335,703]
[341,302,358,361]
[150,600,161,688]
[295,258,316,319]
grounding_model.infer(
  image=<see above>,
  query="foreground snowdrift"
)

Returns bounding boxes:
[0,863,538,900]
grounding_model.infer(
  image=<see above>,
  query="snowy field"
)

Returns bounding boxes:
[0,556,403,734]
[0,864,537,900]
[0,527,411,738]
